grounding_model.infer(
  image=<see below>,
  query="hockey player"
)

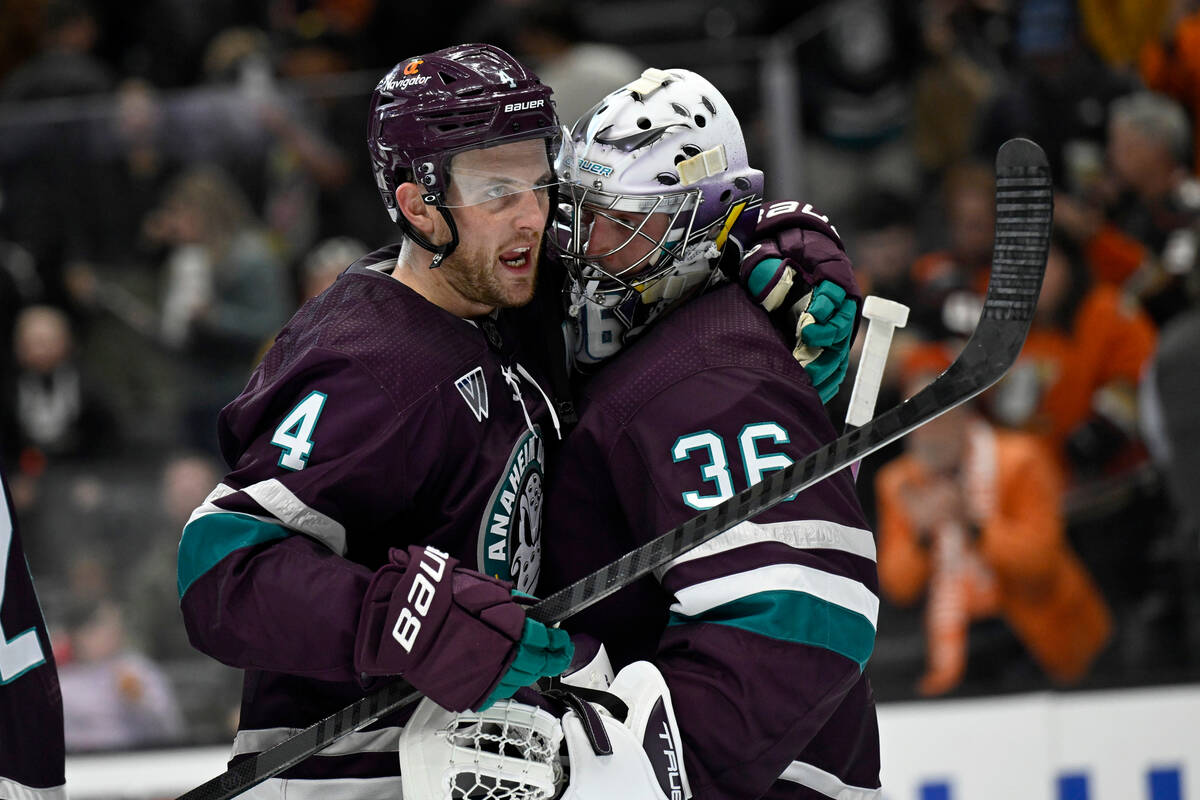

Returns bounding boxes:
[176,44,576,798]
[397,68,879,799]
[1,469,66,800]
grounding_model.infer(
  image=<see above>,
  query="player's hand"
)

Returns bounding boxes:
[795,279,857,403]
[736,201,863,404]
[746,255,856,403]
[354,545,573,711]
[477,610,573,711]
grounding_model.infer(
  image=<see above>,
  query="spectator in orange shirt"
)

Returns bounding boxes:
[876,344,1112,696]
[986,234,1157,480]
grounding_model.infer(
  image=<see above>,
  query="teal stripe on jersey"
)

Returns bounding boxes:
[668,589,876,668]
[178,513,290,598]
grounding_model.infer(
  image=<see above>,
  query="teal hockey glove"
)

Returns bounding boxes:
[797,280,857,403]
[478,617,573,711]
[735,200,864,404]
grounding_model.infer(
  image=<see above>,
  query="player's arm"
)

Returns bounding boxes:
[178,358,569,711]
[733,200,864,402]
[618,368,877,797]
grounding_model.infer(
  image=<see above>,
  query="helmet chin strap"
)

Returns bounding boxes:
[399,204,460,268]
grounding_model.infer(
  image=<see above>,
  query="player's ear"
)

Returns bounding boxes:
[395,184,438,238]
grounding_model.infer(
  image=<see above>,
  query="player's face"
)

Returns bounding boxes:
[583,207,672,279]
[440,139,553,310]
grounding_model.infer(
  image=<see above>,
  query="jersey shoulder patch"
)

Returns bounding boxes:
[455,367,489,422]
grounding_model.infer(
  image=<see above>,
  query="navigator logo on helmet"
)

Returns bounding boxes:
[553,68,764,365]
[368,44,572,267]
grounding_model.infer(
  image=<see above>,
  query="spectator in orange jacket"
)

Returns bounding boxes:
[876,344,1112,696]
[986,234,1157,479]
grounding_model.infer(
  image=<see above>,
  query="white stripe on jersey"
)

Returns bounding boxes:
[655,519,876,581]
[231,726,401,757]
[0,779,67,800]
[669,563,879,628]
[186,505,281,531]
[242,479,347,555]
[778,760,881,799]
[235,776,402,800]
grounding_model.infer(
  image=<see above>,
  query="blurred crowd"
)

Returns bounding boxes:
[1,0,1198,752]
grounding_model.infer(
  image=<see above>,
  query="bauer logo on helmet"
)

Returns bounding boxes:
[504,99,545,113]
[579,158,614,177]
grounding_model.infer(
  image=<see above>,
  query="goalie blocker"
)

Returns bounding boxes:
[399,660,690,800]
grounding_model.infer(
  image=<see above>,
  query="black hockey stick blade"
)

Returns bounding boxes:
[176,137,1050,800]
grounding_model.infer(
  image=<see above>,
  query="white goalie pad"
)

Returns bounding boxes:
[398,659,690,800]
[399,697,565,800]
[559,661,692,800]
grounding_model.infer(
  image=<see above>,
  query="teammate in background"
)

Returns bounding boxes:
[1,468,66,800]
[402,69,878,800]
[176,45,575,798]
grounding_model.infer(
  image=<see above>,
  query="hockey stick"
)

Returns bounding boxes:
[177,137,1050,800]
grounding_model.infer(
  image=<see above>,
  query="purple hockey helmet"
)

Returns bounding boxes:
[368,44,567,264]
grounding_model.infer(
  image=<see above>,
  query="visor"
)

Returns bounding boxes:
[440,127,576,208]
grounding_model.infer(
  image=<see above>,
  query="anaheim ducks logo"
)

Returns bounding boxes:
[478,427,544,593]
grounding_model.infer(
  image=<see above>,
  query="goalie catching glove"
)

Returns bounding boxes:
[354,545,573,711]
[399,660,691,800]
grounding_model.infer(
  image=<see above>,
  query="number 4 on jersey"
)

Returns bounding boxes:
[271,391,327,471]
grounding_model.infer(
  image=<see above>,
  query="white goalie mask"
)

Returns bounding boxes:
[552,68,764,365]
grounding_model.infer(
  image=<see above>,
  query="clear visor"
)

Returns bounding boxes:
[439,127,576,208]
[553,184,698,291]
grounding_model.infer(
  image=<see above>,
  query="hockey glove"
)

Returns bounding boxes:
[478,616,573,711]
[745,260,857,403]
[353,545,572,712]
[795,279,857,403]
[736,201,862,404]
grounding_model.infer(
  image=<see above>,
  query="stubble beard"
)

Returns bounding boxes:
[442,243,539,310]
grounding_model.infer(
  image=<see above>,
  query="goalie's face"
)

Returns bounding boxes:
[555,184,696,298]
[583,205,673,279]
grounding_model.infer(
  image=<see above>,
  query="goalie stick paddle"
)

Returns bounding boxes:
[177,137,1051,800]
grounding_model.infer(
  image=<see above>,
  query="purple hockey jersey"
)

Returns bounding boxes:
[178,245,558,795]
[541,283,881,799]
[0,472,66,800]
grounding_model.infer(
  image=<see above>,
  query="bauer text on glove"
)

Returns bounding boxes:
[353,545,572,711]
